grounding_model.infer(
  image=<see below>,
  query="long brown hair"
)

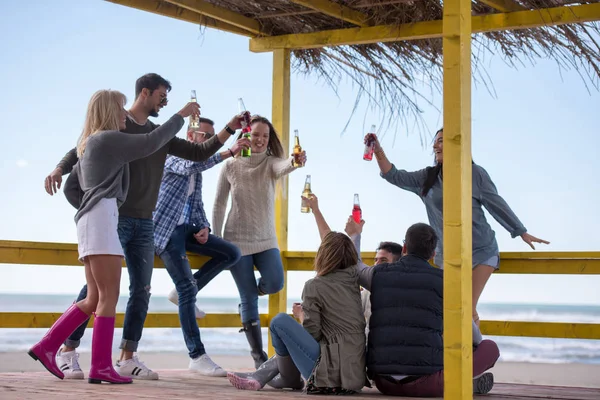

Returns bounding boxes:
[421,128,443,197]
[314,232,359,277]
[237,115,285,158]
[421,127,475,197]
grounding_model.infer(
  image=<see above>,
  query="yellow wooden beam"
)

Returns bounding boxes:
[443,0,473,395]
[283,251,600,274]
[0,312,268,329]
[478,0,526,13]
[0,240,209,269]
[104,0,254,37]
[481,320,600,340]
[3,241,600,274]
[285,251,376,271]
[4,312,600,340]
[163,0,265,35]
[250,3,600,51]
[268,48,292,357]
[289,0,370,27]
[495,256,600,275]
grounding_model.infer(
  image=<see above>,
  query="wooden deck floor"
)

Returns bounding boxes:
[1,370,599,400]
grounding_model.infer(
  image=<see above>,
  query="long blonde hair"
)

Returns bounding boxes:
[76,90,127,157]
[314,232,359,277]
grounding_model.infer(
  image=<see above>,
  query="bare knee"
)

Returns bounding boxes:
[98,286,120,307]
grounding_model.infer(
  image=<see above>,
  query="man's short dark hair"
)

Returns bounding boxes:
[376,241,403,260]
[135,73,172,98]
[198,117,214,126]
[404,223,438,260]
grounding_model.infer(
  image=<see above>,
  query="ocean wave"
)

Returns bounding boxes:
[3,328,600,364]
[1,295,599,364]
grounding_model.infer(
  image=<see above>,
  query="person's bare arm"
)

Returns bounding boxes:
[304,194,331,241]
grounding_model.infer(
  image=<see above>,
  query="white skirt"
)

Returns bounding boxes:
[76,198,124,261]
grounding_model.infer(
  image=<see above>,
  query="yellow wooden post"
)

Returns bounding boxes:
[269,48,291,356]
[443,0,473,396]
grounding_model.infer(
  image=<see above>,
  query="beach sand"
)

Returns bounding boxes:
[1,351,599,388]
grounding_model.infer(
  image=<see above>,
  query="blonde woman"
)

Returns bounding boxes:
[212,115,306,368]
[227,194,367,394]
[28,89,198,384]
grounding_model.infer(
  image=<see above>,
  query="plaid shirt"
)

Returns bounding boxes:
[153,153,222,255]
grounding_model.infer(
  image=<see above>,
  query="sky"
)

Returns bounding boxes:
[0,0,599,307]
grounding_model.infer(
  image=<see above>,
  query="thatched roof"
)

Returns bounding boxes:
[110,0,600,132]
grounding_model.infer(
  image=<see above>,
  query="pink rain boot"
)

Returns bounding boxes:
[28,304,89,380]
[88,316,132,384]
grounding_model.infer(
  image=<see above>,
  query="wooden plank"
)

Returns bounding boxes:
[163,0,265,35]
[494,383,600,399]
[479,0,526,12]
[104,0,255,37]
[0,312,268,329]
[283,250,600,274]
[4,312,599,340]
[249,3,600,51]
[481,321,600,340]
[0,372,598,399]
[442,0,474,396]
[290,0,371,27]
[268,48,292,356]
[2,241,600,274]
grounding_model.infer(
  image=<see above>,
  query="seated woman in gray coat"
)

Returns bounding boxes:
[226,193,367,394]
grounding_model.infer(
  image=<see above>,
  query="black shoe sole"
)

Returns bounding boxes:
[88,378,133,384]
[474,372,494,394]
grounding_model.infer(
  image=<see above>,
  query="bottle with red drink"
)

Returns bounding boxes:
[363,124,376,161]
[238,98,252,157]
[352,194,362,223]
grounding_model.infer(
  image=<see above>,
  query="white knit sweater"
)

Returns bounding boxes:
[212,152,297,256]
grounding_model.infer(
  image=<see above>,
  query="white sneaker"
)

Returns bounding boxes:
[56,349,84,379]
[115,355,159,380]
[167,288,206,319]
[189,354,227,377]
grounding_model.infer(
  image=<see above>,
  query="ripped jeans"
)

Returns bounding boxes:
[65,216,155,352]
[160,224,241,359]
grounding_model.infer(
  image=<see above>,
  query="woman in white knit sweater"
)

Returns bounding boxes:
[212,115,306,368]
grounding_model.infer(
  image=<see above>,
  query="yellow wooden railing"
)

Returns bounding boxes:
[1,239,599,341]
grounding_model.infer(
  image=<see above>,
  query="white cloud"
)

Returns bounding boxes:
[16,160,28,168]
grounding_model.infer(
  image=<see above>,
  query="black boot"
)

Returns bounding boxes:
[241,320,268,369]
[228,356,279,391]
[267,355,305,390]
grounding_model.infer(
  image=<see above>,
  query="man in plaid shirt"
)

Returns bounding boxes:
[153,117,250,376]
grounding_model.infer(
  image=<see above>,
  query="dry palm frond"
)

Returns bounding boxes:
[189,0,600,138]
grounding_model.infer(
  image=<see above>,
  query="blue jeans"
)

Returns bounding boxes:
[66,216,155,352]
[159,224,241,359]
[229,248,284,323]
[270,313,320,379]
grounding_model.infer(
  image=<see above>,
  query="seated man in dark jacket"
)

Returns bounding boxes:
[356,222,500,397]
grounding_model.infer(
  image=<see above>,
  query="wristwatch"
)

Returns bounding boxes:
[225,125,236,135]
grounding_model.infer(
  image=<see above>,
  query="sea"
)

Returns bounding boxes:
[1,294,599,364]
